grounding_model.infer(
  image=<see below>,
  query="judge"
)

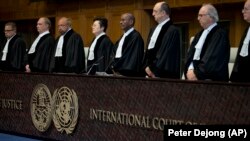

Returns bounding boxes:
[184,4,230,81]
[50,17,85,74]
[87,17,113,74]
[26,17,55,73]
[0,22,26,71]
[230,0,250,83]
[143,1,181,79]
[111,13,144,77]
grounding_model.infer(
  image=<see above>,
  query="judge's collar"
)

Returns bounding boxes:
[204,22,217,32]
[39,30,50,37]
[124,27,134,36]
[158,18,170,27]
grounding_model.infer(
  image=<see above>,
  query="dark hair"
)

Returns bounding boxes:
[161,2,171,16]
[93,17,108,32]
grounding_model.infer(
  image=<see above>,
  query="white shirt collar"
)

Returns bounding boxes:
[96,32,106,39]
[39,30,50,37]
[124,27,134,36]
[158,18,170,27]
[205,23,217,32]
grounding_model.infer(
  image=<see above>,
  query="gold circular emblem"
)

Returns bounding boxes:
[52,86,78,134]
[30,84,52,132]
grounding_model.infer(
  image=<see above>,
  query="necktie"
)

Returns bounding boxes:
[55,35,64,57]
[1,39,11,61]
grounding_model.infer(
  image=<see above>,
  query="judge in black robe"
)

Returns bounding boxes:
[87,17,113,74]
[111,13,144,77]
[143,2,181,79]
[26,17,55,73]
[0,22,26,71]
[184,4,230,81]
[50,17,85,74]
[230,28,250,82]
[27,34,55,72]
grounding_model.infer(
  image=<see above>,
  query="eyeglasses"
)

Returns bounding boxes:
[242,7,250,12]
[198,14,209,18]
[4,29,14,32]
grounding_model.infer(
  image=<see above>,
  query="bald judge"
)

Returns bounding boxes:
[50,17,85,74]
[143,1,181,79]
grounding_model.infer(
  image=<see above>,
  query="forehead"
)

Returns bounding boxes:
[58,18,67,24]
[93,20,100,25]
[5,25,12,29]
[121,14,129,20]
[153,3,161,11]
[245,1,250,7]
[37,18,45,24]
[199,6,208,14]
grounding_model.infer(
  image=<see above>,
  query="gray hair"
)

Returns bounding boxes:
[203,4,219,22]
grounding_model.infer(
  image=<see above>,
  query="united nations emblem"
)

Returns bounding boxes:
[30,84,52,132]
[52,86,78,134]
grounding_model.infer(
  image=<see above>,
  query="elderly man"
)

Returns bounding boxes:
[50,17,85,73]
[26,17,55,73]
[184,4,230,81]
[143,1,181,79]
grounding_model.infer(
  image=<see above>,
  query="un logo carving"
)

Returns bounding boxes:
[30,84,52,132]
[52,86,79,134]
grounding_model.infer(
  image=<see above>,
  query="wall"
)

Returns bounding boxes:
[0,0,246,47]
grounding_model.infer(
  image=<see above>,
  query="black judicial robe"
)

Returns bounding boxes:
[143,21,181,79]
[0,35,26,71]
[27,33,55,72]
[51,29,85,74]
[230,27,250,82]
[184,25,230,81]
[87,35,113,73]
[112,30,144,77]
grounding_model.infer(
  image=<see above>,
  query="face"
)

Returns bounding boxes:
[4,25,15,39]
[152,3,165,23]
[58,18,70,35]
[197,6,212,29]
[120,14,132,32]
[37,18,49,34]
[92,20,104,36]
[242,0,250,23]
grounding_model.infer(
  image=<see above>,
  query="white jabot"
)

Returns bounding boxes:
[148,18,169,49]
[55,28,72,57]
[240,27,250,57]
[1,36,14,61]
[115,27,134,58]
[188,23,217,70]
[28,31,50,54]
[88,32,105,60]
[55,35,64,57]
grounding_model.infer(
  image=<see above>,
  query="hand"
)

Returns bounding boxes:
[25,64,31,73]
[186,69,197,80]
[145,67,156,78]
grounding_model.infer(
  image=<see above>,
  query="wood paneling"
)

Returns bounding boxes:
[0,0,247,47]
